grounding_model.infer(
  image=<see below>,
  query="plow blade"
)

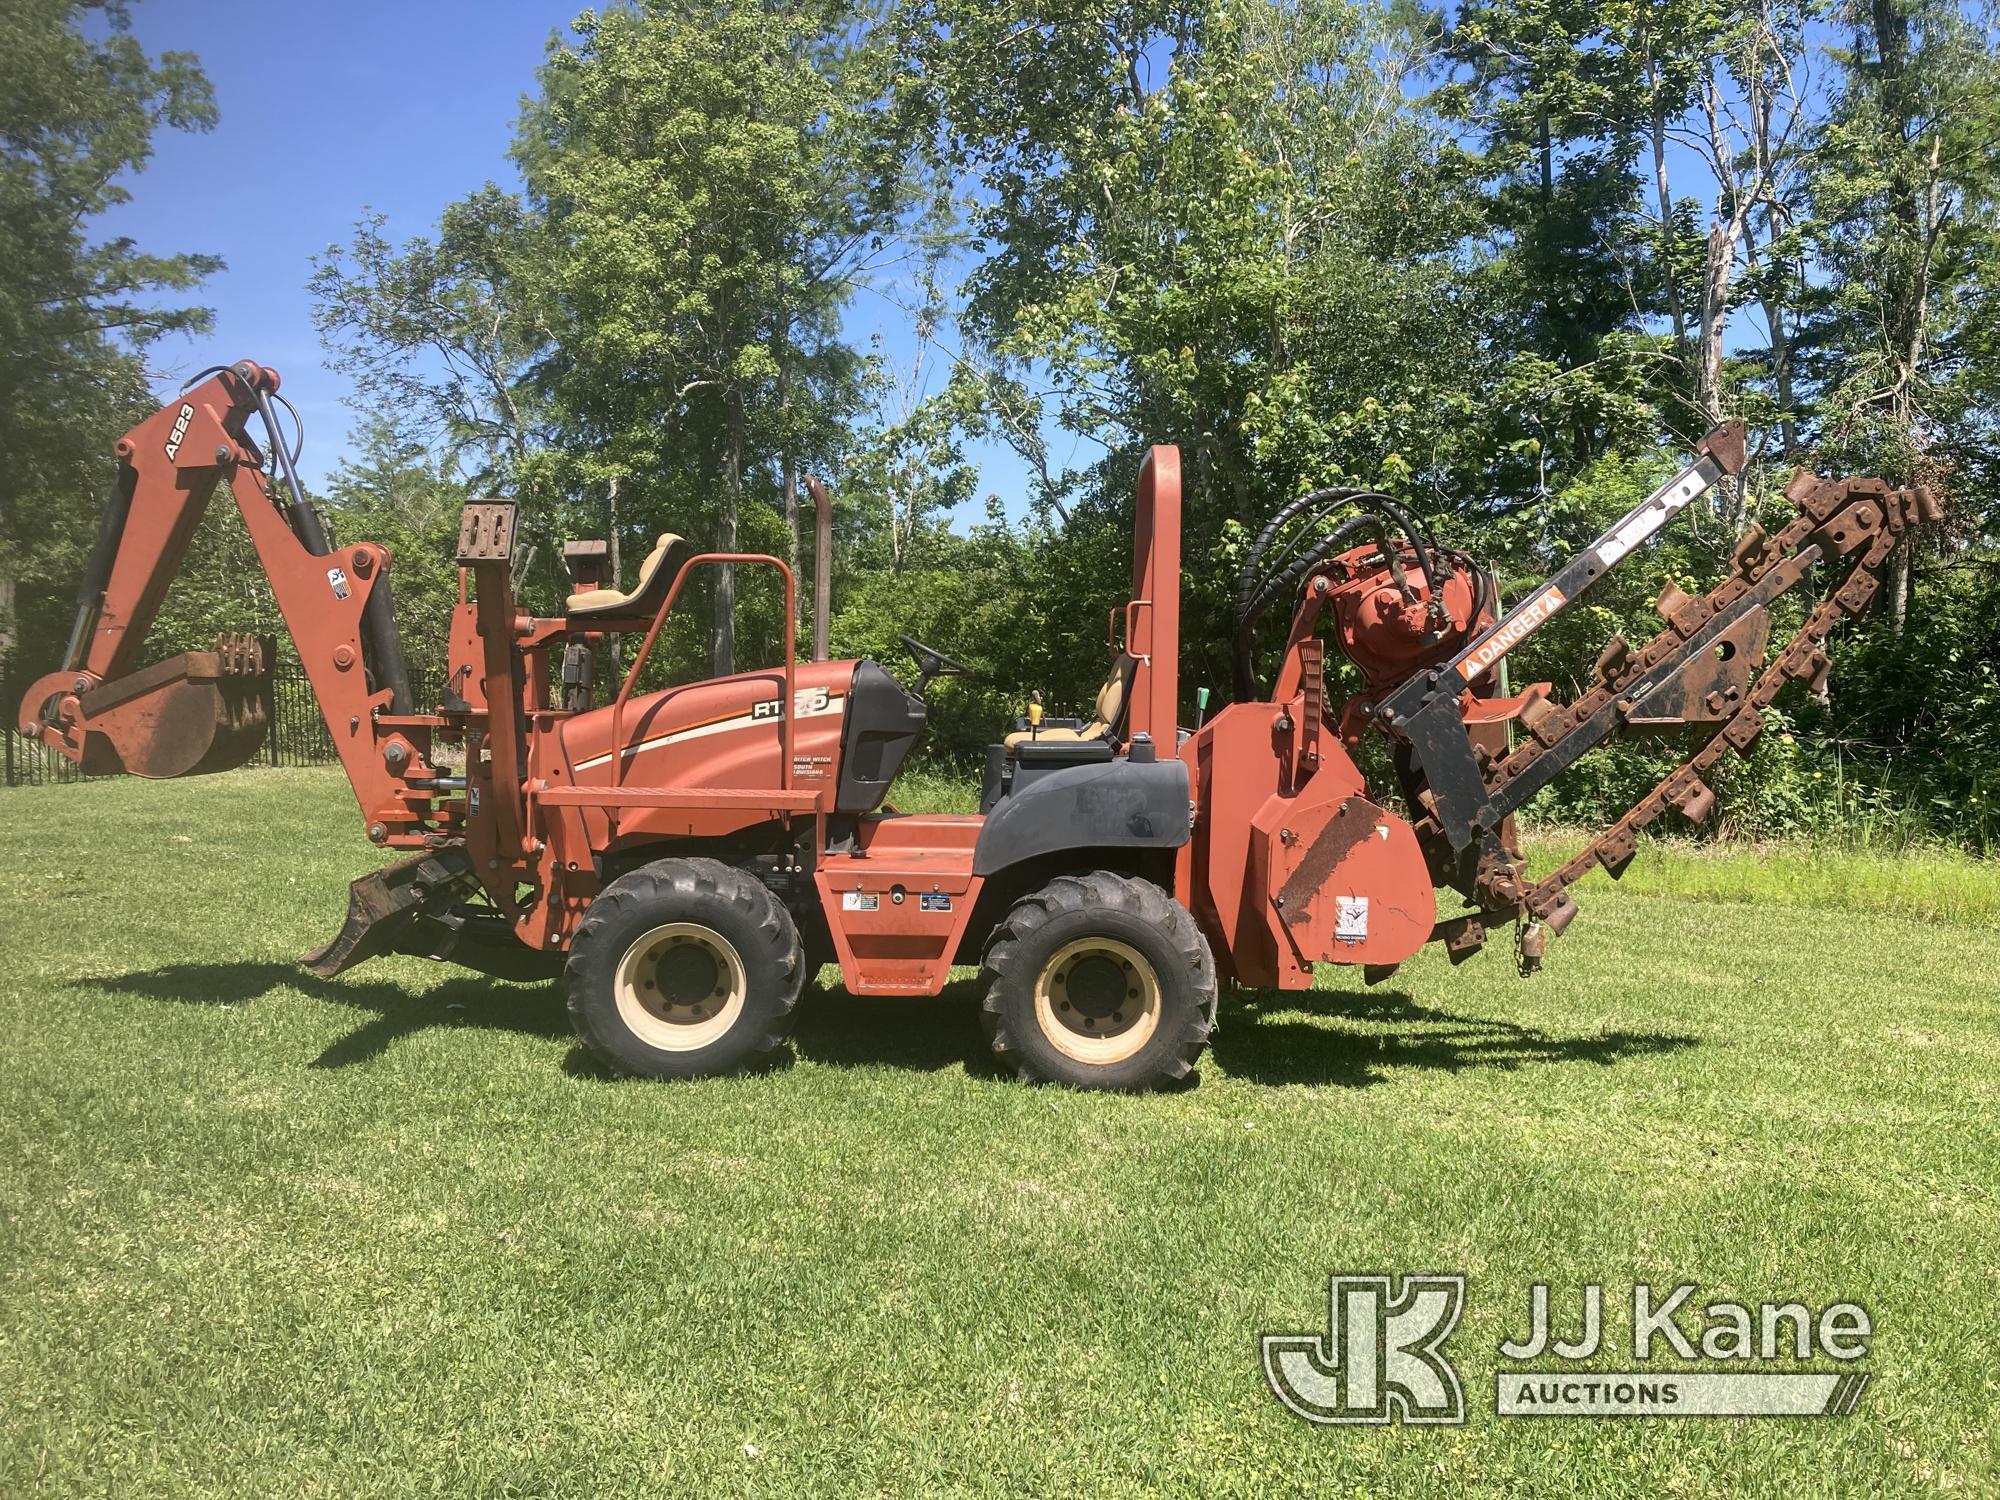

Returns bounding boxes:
[32,634,276,778]
[302,845,560,983]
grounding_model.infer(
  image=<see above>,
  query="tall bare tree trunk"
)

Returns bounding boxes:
[1874,0,1921,635]
[782,458,799,574]
[1886,541,1911,636]
[606,473,622,589]
[1646,54,1686,348]
[605,474,623,672]
[1767,292,1800,461]
[1696,220,1744,524]
[777,343,799,576]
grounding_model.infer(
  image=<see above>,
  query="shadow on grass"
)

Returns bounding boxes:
[93,962,565,1070]
[789,976,1697,1089]
[90,963,1696,1090]
[1210,988,1698,1087]
[789,976,991,1074]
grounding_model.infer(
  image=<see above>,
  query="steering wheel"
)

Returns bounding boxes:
[899,633,969,696]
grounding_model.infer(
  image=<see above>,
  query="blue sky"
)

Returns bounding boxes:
[107,2,561,488]
[106,0,1028,504]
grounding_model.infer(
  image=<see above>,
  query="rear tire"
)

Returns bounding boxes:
[980,872,1216,1091]
[566,858,802,1079]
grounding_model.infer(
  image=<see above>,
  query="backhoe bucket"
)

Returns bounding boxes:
[67,634,275,779]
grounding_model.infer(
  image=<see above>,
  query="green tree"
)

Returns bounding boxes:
[1805,0,2000,626]
[909,0,1499,707]
[310,190,549,494]
[517,0,925,674]
[0,0,218,678]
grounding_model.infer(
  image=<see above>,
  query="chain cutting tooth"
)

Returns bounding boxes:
[1487,477,1899,943]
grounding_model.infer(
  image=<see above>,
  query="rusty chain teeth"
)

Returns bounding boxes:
[1472,474,1920,929]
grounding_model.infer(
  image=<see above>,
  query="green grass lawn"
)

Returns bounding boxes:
[3,767,1997,1497]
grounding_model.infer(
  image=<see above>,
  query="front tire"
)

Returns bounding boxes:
[566,858,803,1078]
[980,872,1216,1091]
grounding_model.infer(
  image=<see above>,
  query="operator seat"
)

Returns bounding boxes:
[1002,653,1138,752]
[564,533,694,619]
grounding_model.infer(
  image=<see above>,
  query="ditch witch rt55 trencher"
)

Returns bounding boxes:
[19,360,1936,1088]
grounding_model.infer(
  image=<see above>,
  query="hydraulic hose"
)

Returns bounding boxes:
[1237,487,1442,621]
[1234,487,1364,628]
[253,384,413,714]
[1232,514,1393,700]
[1230,477,1449,701]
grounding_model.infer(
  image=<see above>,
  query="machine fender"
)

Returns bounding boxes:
[1263,795,1435,969]
[972,758,1190,877]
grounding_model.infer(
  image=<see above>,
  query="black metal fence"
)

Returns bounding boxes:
[3,663,445,788]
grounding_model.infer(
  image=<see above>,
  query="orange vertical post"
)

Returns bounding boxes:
[1128,446,1182,744]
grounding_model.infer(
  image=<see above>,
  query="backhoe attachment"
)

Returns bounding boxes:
[16,360,418,806]
[18,633,274,779]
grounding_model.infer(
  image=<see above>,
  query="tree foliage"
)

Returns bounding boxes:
[16,0,1999,845]
[0,0,219,677]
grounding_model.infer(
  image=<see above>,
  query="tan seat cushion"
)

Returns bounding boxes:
[1002,655,1137,752]
[1003,722,1108,750]
[565,533,684,614]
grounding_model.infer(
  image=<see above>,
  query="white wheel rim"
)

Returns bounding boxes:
[614,922,748,1053]
[1033,936,1161,1066]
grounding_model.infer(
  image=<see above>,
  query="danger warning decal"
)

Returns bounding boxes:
[1456,586,1566,681]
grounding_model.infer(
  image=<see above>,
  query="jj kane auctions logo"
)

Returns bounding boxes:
[1264,1275,1871,1423]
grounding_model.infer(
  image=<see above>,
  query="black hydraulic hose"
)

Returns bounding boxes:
[1340,491,1441,598]
[1243,515,1392,633]
[1230,475,1449,700]
[253,385,412,714]
[1232,513,1392,700]
[1234,487,1365,628]
[255,386,329,556]
[273,391,306,470]
[1236,486,1443,625]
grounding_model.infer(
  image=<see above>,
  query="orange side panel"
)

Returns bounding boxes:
[1184,701,1372,987]
[816,815,982,995]
[1258,795,1435,979]
[548,659,856,848]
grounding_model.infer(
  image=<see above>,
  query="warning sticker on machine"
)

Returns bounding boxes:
[920,892,952,912]
[1457,586,1565,680]
[1335,896,1370,942]
[841,891,879,912]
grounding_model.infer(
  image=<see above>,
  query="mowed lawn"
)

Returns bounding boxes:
[2,768,1997,1498]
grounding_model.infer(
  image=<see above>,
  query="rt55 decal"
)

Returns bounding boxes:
[753,686,832,721]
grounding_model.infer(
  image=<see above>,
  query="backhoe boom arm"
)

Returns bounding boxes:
[16,361,429,827]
